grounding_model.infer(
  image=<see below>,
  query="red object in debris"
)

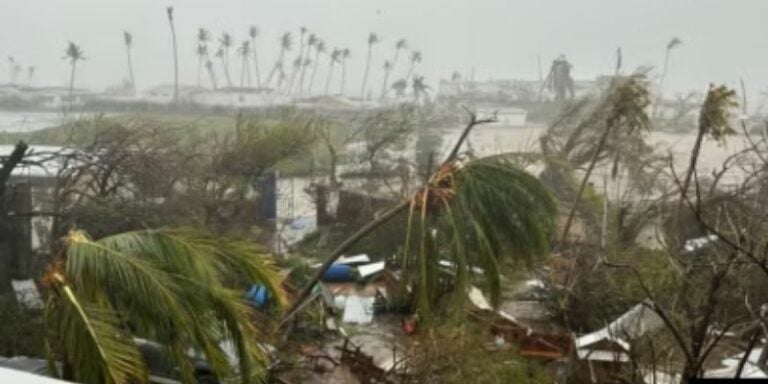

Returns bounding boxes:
[403,317,417,334]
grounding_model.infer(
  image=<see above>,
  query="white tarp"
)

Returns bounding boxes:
[342,295,375,325]
[336,254,371,265]
[357,261,385,278]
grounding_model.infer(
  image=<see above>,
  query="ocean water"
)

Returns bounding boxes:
[0,111,62,133]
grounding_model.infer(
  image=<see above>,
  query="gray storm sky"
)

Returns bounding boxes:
[1,0,766,101]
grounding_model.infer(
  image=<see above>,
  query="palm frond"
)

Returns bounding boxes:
[47,273,146,384]
[402,155,557,318]
[48,229,285,383]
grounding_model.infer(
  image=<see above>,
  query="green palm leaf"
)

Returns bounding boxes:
[47,274,146,384]
[47,229,285,384]
[403,155,557,321]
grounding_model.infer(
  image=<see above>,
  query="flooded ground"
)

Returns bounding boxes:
[0,111,62,133]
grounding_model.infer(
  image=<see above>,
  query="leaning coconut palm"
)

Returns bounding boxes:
[165,7,179,106]
[63,42,85,114]
[412,75,429,103]
[238,41,252,88]
[381,38,407,98]
[196,44,208,87]
[560,72,651,244]
[205,59,218,90]
[283,56,302,94]
[197,28,217,89]
[282,112,557,326]
[219,32,234,87]
[360,33,380,101]
[308,40,325,94]
[248,26,261,88]
[265,32,292,90]
[324,48,341,96]
[123,31,135,90]
[391,78,408,98]
[402,154,556,322]
[404,50,422,83]
[675,84,737,216]
[298,33,317,93]
[44,228,285,384]
[338,48,350,95]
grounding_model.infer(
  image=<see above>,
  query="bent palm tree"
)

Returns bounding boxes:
[44,229,285,384]
[360,33,379,101]
[338,48,350,95]
[381,38,407,98]
[63,42,85,114]
[219,32,234,87]
[560,73,651,245]
[298,33,317,93]
[675,85,737,216]
[404,50,422,83]
[324,48,341,96]
[123,31,135,91]
[411,75,429,102]
[197,28,217,89]
[238,41,252,88]
[308,40,325,94]
[283,112,557,326]
[205,59,218,89]
[196,44,208,87]
[265,32,292,90]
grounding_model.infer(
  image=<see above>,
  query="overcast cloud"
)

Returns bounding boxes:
[1,0,766,101]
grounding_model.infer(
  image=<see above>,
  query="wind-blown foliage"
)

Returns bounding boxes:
[402,155,557,322]
[44,229,285,384]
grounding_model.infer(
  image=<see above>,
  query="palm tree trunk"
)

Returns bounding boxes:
[68,61,77,114]
[560,124,612,245]
[308,50,321,94]
[298,61,308,94]
[168,20,179,106]
[360,45,372,101]
[126,47,135,91]
[381,50,400,99]
[205,53,218,90]
[340,61,347,95]
[380,70,391,99]
[265,49,285,90]
[223,50,233,87]
[675,126,706,218]
[240,57,247,88]
[324,62,335,96]
[251,38,261,88]
[197,56,203,87]
[284,65,299,94]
